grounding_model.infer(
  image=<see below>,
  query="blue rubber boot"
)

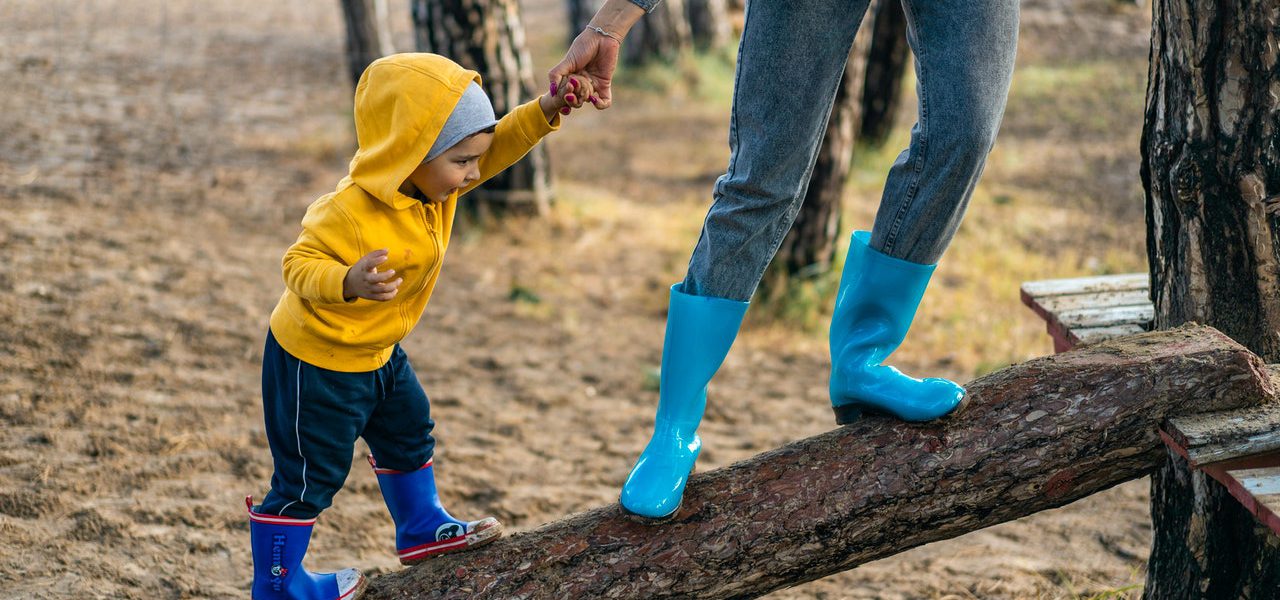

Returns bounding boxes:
[828,231,966,424]
[620,283,749,520]
[247,497,365,600]
[369,457,502,564]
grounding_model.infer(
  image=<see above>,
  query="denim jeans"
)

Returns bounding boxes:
[680,0,1019,302]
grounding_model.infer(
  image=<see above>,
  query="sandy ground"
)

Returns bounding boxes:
[0,0,1154,597]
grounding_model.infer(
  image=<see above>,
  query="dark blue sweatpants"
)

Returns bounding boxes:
[257,330,435,519]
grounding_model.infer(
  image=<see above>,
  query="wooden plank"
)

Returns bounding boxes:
[1069,323,1149,346]
[1164,402,1280,466]
[1020,273,1148,298]
[1057,304,1155,329]
[1033,288,1152,314]
[1219,466,1280,536]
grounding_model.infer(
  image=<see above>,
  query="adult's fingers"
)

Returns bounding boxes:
[591,84,612,110]
[548,33,596,94]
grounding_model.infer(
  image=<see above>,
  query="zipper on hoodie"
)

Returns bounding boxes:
[405,201,440,298]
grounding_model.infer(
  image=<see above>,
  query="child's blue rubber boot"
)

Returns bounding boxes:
[247,497,365,600]
[369,457,502,564]
[828,231,966,424]
[620,283,748,520]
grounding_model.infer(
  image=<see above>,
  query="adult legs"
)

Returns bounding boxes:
[682,0,872,302]
[622,0,871,520]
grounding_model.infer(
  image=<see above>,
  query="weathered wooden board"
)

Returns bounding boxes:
[1231,466,1280,535]
[1020,273,1153,353]
[1165,399,1280,467]
[1019,273,1149,297]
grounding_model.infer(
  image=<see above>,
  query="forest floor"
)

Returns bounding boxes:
[0,0,1154,597]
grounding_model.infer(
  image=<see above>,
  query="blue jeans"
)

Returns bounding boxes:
[682,0,1019,301]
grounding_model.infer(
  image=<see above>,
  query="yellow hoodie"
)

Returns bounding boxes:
[269,53,559,372]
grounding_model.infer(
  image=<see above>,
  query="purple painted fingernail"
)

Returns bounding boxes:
[560,107,571,115]
[569,77,579,90]
[565,93,577,104]
[590,95,600,104]
[550,82,558,96]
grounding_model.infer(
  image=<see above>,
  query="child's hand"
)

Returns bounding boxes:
[343,249,402,302]
[539,73,597,121]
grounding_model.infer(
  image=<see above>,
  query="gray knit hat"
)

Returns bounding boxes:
[424,81,498,163]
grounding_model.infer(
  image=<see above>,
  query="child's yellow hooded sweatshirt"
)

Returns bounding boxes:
[269,54,559,372]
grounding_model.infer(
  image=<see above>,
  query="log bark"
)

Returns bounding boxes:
[1143,0,1280,594]
[365,325,1275,599]
[412,0,552,216]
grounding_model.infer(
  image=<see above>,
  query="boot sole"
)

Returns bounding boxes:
[833,393,971,425]
[399,520,504,565]
[617,463,696,524]
[346,574,369,600]
[620,500,682,524]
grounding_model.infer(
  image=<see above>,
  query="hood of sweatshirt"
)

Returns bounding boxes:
[345,53,481,211]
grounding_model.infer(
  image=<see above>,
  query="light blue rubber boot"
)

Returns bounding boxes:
[620,284,748,520]
[368,457,502,564]
[247,497,365,600]
[828,231,966,424]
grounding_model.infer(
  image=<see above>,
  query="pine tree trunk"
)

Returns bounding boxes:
[685,0,731,52]
[622,0,692,66]
[412,0,552,217]
[340,0,392,88]
[759,2,878,298]
[567,0,603,47]
[1142,0,1280,594]
[858,0,909,147]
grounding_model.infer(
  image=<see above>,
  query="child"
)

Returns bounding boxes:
[245,53,594,599]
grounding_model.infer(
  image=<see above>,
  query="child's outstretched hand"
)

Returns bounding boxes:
[343,249,402,302]
[539,73,597,121]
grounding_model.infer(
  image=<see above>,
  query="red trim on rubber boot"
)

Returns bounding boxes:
[366,454,432,475]
[244,495,317,526]
[397,519,501,564]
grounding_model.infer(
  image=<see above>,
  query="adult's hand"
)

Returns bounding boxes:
[547,0,647,111]
[548,30,621,110]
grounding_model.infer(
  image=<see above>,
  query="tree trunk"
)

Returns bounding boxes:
[339,0,393,88]
[1142,0,1280,595]
[685,0,731,52]
[567,0,602,47]
[622,0,692,66]
[412,0,552,217]
[858,0,910,148]
[1144,446,1280,599]
[758,3,877,299]
[364,325,1274,599]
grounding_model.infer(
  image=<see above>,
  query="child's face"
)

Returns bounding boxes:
[407,131,495,203]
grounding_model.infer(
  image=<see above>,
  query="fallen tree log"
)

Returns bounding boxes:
[366,325,1277,599]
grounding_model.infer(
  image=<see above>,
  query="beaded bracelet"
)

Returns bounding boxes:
[587,25,623,43]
